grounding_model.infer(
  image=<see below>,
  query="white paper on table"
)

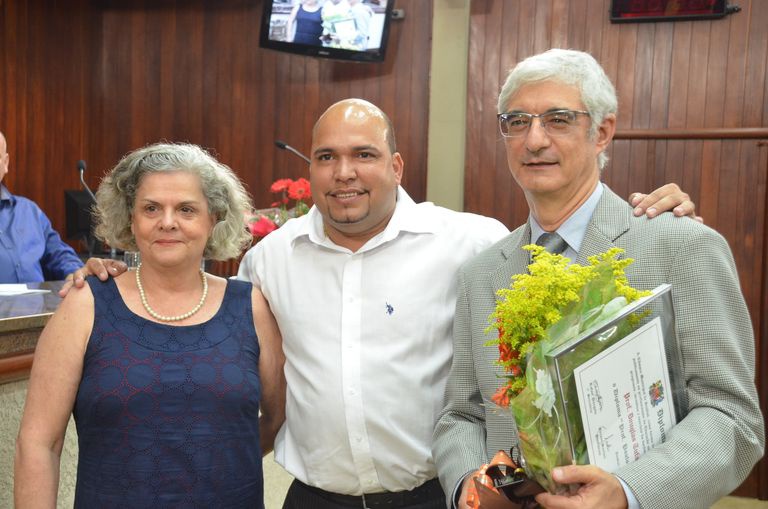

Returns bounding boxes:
[0,284,51,296]
[573,316,676,472]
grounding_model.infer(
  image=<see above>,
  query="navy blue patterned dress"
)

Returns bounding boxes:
[73,276,263,508]
[293,5,323,45]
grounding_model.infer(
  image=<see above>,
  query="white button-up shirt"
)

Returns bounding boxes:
[238,187,508,495]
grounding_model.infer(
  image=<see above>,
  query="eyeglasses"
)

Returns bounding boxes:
[497,110,591,138]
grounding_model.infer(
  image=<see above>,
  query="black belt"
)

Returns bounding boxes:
[297,478,444,508]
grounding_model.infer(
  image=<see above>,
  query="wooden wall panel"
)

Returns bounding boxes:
[0,0,432,260]
[0,1,94,244]
[466,0,768,499]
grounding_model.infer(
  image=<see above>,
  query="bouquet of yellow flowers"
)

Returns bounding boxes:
[487,245,650,494]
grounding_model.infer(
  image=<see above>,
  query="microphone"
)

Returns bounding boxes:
[275,140,311,165]
[78,160,97,202]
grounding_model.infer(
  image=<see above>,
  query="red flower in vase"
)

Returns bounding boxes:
[249,215,278,237]
[249,178,313,239]
[288,178,312,201]
[270,178,293,193]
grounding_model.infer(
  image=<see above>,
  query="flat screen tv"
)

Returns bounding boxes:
[259,0,395,63]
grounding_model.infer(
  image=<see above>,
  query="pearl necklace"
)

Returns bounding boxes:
[135,262,208,322]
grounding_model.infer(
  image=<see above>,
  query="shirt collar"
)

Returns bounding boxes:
[529,182,603,252]
[385,186,439,235]
[0,184,13,203]
[288,186,436,251]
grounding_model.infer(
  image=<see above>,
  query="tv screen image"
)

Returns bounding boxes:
[259,0,395,63]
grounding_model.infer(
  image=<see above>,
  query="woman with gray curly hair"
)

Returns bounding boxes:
[93,142,253,260]
[15,142,285,508]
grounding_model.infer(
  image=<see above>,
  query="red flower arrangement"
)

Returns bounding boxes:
[270,177,311,206]
[248,178,312,238]
[248,215,279,237]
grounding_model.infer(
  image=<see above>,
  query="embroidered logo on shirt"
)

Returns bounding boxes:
[385,303,394,315]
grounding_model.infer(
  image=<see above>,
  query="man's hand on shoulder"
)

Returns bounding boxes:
[535,465,628,509]
[629,183,703,223]
[59,258,127,297]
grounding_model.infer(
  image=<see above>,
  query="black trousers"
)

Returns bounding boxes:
[282,479,446,509]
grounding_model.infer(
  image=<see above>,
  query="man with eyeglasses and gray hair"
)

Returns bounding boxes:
[433,48,764,509]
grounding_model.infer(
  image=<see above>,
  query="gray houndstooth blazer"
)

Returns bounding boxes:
[432,184,764,509]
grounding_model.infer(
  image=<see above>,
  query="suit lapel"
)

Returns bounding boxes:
[489,186,633,283]
[490,223,532,293]
[575,185,632,264]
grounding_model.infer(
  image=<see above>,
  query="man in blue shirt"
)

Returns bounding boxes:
[0,131,83,283]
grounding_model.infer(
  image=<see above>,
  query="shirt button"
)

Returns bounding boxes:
[356,436,362,443]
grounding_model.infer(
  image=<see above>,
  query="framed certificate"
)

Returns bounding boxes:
[545,284,687,469]
[573,316,675,471]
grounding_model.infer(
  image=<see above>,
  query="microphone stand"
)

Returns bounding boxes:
[77,160,111,257]
[78,160,97,202]
[274,140,311,165]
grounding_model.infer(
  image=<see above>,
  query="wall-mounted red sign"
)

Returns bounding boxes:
[610,0,740,23]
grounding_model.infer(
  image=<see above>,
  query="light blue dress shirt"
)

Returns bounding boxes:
[0,184,83,283]
[529,182,603,258]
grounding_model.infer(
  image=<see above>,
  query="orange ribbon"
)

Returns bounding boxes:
[465,450,543,509]
[466,450,522,508]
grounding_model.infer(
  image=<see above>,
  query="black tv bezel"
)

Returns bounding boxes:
[258,1,395,63]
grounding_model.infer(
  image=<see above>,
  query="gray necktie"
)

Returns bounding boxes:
[535,232,568,255]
